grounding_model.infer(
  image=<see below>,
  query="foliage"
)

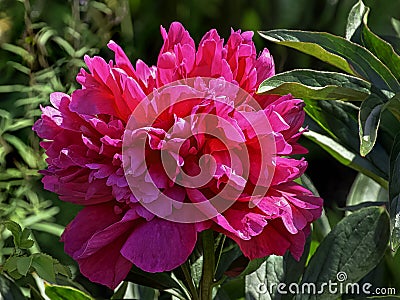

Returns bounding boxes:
[0,0,400,299]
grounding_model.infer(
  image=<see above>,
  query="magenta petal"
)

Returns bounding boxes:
[233,220,306,260]
[121,218,197,272]
[61,203,121,258]
[77,235,132,289]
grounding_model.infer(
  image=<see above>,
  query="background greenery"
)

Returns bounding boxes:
[0,0,400,299]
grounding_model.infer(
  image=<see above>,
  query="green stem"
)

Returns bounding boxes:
[214,234,226,278]
[181,262,199,300]
[200,230,215,300]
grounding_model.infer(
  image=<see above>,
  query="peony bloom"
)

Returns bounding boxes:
[33,22,323,289]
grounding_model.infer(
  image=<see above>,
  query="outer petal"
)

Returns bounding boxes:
[121,218,197,272]
[61,204,141,289]
[77,235,132,289]
[231,220,307,260]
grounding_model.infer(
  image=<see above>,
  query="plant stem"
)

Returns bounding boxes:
[214,234,226,278]
[181,262,199,300]
[200,230,215,300]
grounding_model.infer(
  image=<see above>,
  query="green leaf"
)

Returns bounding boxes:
[346,1,400,81]
[245,255,284,300]
[361,11,400,81]
[389,133,400,252]
[0,85,31,93]
[304,99,389,180]
[345,0,368,41]
[16,256,33,276]
[111,282,128,299]
[359,94,385,156]
[125,266,182,291]
[2,220,22,248]
[0,274,26,300]
[347,173,388,209]
[283,234,311,287]
[243,236,311,300]
[3,257,19,275]
[1,43,34,65]
[384,92,400,121]
[190,255,203,288]
[2,134,39,169]
[392,18,400,37]
[257,69,370,101]
[303,129,388,188]
[5,119,34,132]
[52,37,75,57]
[258,29,400,92]
[19,228,34,249]
[30,222,65,237]
[53,260,72,279]
[45,284,93,300]
[31,253,56,282]
[298,206,390,300]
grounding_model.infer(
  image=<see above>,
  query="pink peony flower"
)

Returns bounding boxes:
[33,22,323,289]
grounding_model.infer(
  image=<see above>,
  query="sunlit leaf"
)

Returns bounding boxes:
[45,284,93,300]
[346,1,400,81]
[358,94,385,156]
[345,0,368,41]
[258,69,370,101]
[258,29,400,92]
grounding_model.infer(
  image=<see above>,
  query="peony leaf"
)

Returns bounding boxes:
[257,70,370,101]
[45,283,93,300]
[358,94,385,156]
[345,0,368,41]
[389,134,400,252]
[303,129,388,188]
[245,255,284,300]
[346,173,388,209]
[244,237,311,300]
[258,29,400,93]
[125,266,182,291]
[304,99,389,183]
[384,93,400,121]
[346,1,400,81]
[361,13,400,81]
[298,206,390,300]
